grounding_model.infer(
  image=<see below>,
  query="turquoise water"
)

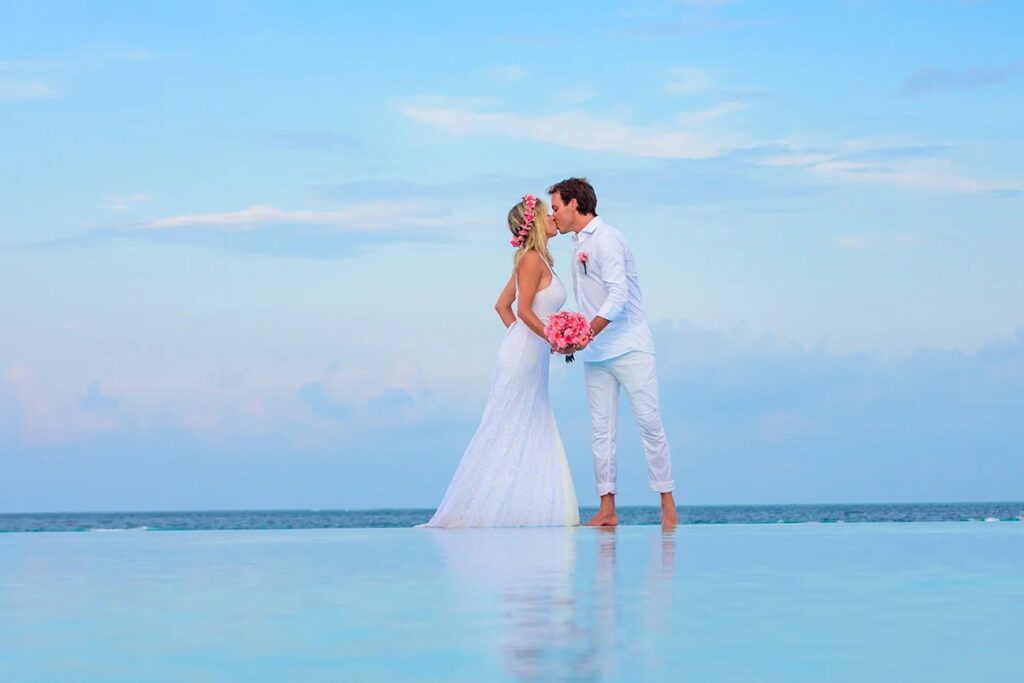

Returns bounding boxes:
[3,502,1023,532]
[2,523,1022,681]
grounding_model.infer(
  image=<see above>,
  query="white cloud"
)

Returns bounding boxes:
[833,233,920,251]
[0,48,151,103]
[5,364,31,383]
[400,100,723,159]
[2,364,115,444]
[42,199,471,258]
[666,66,716,95]
[0,355,453,448]
[143,202,440,232]
[849,164,1019,195]
[676,101,745,124]
[664,65,761,102]
[758,141,1024,195]
[482,64,527,84]
[900,59,1024,96]
[757,409,817,444]
[552,85,597,105]
[0,48,152,73]
[107,194,154,211]
[0,80,57,101]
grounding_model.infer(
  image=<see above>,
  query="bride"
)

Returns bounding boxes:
[424,194,580,528]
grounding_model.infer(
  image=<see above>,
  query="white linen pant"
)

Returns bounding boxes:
[583,351,674,495]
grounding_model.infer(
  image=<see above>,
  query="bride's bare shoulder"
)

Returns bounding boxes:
[515,250,544,271]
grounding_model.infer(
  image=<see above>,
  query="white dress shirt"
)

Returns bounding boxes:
[571,217,656,362]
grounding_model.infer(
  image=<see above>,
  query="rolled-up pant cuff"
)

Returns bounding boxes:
[596,483,616,496]
[651,481,675,493]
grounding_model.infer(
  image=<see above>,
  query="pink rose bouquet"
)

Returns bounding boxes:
[544,311,593,364]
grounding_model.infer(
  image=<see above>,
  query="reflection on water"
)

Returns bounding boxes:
[5,525,1019,681]
[429,527,678,682]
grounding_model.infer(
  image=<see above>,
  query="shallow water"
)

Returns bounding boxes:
[2,523,1022,681]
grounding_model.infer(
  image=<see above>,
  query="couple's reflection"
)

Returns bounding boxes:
[429,526,677,682]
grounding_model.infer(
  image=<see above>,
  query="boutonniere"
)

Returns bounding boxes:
[577,251,589,274]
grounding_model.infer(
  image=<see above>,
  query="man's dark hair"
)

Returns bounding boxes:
[548,177,598,216]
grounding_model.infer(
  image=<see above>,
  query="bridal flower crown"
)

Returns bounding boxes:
[510,193,537,248]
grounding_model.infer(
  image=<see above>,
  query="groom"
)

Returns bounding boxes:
[549,178,678,528]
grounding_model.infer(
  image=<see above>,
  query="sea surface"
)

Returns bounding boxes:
[2,522,1022,682]
[2,501,1022,533]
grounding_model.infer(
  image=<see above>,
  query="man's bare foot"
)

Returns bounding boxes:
[661,492,678,529]
[586,493,617,526]
[585,510,618,527]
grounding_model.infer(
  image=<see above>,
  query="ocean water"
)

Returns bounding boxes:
[2,501,1023,533]
[2,523,1022,682]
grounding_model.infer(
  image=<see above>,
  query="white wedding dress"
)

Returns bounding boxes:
[425,259,580,527]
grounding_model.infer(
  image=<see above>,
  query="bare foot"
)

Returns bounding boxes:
[586,493,618,527]
[585,510,618,527]
[661,492,678,529]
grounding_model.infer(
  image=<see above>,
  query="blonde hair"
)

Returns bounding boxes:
[507,197,553,268]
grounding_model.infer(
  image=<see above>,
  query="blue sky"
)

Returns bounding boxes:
[2,0,1022,511]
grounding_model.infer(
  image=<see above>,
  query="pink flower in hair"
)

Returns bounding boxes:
[510,193,538,249]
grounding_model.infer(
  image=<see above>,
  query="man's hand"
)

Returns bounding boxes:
[577,321,603,352]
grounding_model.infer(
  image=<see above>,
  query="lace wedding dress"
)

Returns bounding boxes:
[425,260,580,527]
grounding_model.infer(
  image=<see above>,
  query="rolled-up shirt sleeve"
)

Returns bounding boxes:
[596,233,628,321]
